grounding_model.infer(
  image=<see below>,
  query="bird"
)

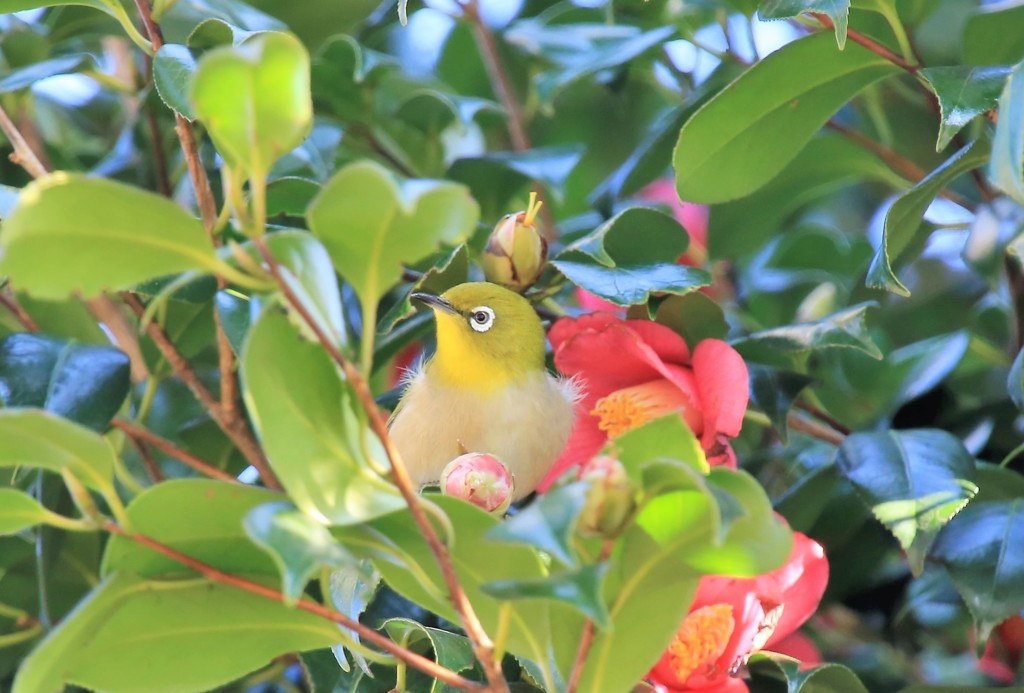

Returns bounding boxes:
[388,282,577,501]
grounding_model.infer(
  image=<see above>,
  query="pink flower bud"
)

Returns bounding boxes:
[481,192,548,293]
[577,455,636,538]
[440,453,515,514]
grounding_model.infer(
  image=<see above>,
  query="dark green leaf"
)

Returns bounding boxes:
[153,44,197,120]
[485,482,590,567]
[244,501,355,604]
[378,244,469,335]
[733,303,882,360]
[266,176,321,217]
[748,652,870,692]
[0,333,129,431]
[241,308,404,525]
[989,60,1024,205]
[931,499,1024,639]
[922,66,1010,150]
[654,292,729,351]
[759,0,850,49]
[963,3,1024,66]
[215,290,255,356]
[748,365,816,442]
[383,618,476,691]
[973,463,1024,504]
[837,429,977,574]
[674,32,899,203]
[482,563,610,627]
[553,207,710,306]
[0,174,219,299]
[449,146,583,206]
[0,409,114,492]
[868,139,991,296]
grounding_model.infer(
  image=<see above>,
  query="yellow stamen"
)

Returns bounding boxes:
[666,603,735,682]
[524,191,543,226]
[590,380,689,438]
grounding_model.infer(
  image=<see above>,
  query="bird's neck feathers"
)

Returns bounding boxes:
[428,315,545,393]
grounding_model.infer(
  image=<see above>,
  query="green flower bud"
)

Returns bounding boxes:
[577,455,637,538]
[481,192,548,293]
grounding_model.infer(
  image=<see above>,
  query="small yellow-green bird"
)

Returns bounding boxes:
[388,282,577,501]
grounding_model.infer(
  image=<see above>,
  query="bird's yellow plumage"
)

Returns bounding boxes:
[389,282,576,500]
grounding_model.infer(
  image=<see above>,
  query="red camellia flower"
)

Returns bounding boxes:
[648,532,829,692]
[539,313,748,489]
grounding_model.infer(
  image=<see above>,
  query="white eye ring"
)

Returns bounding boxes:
[468,306,495,333]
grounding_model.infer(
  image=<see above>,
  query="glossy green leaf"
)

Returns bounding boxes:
[759,0,850,49]
[0,409,114,492]
[655,292,729,351]
[868,139,991,296]
[102,479,280,578]
[485,482,590,567]
[922,66,1010,150]
[674,31,898,203]
[190,32,312,178]
[931,499,1024,639]
[0,173,218,299]
[989,60,1024,205]
[215,290,256,356]
[0,54,94,93]
[553,207,711,306]
[483,563,610,627]
[748,365,816,442]
[266,177,321,217]
[748,652,870,692]
[837,429,977,575]
[963,3,1024,66]
[733,303,882,360]
[0,333,129,432]
[307,160,478,306]
[0,489,49,535]
[614,415,709,482]
[241,308,404,525]
[244,501,355,604]
[13,572,343,693]
[326,559,380,674]
[153,44,197,120]
[382,618,475,690]
[448,145,583,206]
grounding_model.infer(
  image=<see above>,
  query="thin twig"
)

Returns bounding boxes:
[252,237,509,693]
[112,418,238,484]
[566,539,614,693]
[101,521,485,692]
[787,412,846,446]
[794,401,852,436]
[0,102,48,179]
[120,292,282,490]
[85,296,150,382]
[0,292,40,332]
[125,434,166,483]
[815,14,918,74]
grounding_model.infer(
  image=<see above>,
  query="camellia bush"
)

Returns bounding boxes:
[2,0,1024,691]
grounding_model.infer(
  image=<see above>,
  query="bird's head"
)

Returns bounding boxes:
[413,282,546,391]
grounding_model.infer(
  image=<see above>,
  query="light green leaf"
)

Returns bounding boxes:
[0,409,114,492]
[990,60,1024,205]
[241,307,404,525]
[485,482,590,567]
[190,32,312,178]
[153,44,197,120]
[674,31,898,203]
[868,139,991,296]
[482,563,610,627]
[245,501,355,604]
[0,488,49,535]
[13,572,343,693]
[0,174,218,299]
[307,160,479,306]
[922,66,1010,150]
[758,0,850,50]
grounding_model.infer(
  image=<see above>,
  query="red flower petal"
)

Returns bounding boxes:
[692,339,749,448]
[764,533,829,647]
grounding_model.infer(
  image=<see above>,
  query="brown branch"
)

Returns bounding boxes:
[0,102,49,179]
[787,412,846,446]
[0,292,40,332]
[252,237,508,693]
[143,88,173,196]
[113,418,238,484]
[85,296,150,382]
[102,521,484,692]
[794,401,852,436]
[815,14,917,75]
[125,434,166,483]
[120,292,282,490]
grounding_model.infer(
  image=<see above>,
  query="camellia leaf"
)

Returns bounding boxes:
[758,0,850,50]
[1009,346,1024,412]
[101,479,281,578]
[674,31,899,204]
[655,293,729,351]
[748,652,870,693]
[482,563,611,628]
[0,488,50,535]
[0,54,95,93]
[327,559,380,674]
[12,572,344,693]
[241,307,404,525]
[921,66,1011,150]
[747,365,816,442]
[307,159,478,307]
[244,501,355,605]
[867,139,991,296]
[0,408,115,492]
[553,207,711,306]
[190,31,312,178]
[0,333,129,432]
[485,482,590,567]
[963,2,1024,67]
[382,618,476,690]
[0,173,219,299]
[733,303,882,359]
[377,244,469,335]
[153,44,198,120]
[837,429,978,575]
[931,499,1024,640]
[989,60,1024,205]
[448,145,583,206]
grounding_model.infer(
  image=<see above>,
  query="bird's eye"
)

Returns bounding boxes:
[469,306,495,333]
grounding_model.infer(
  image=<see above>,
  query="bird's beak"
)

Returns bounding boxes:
[411,292,458,315]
